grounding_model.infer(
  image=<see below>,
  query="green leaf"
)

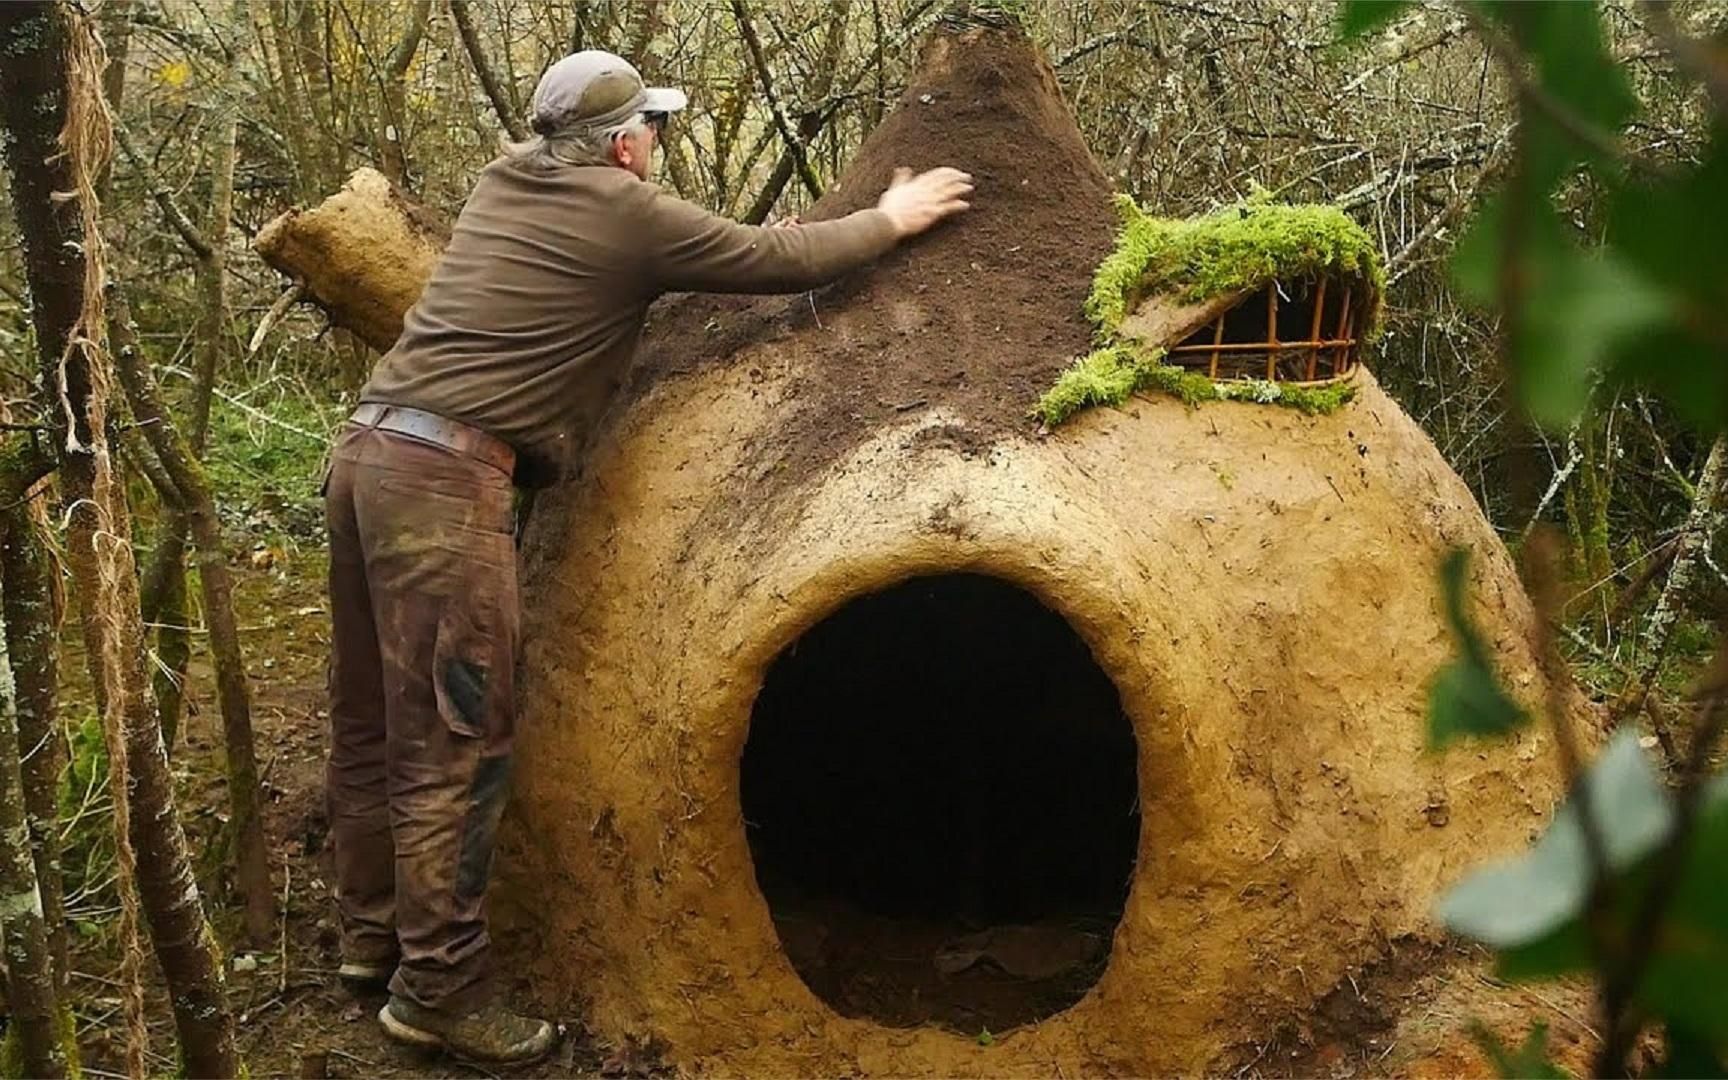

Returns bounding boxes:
[1427,548,1531,748]
[1637,775,1728,1038]
[1336,0,1413,40]
[1429,659,1530,748]
[1451,195,1505,306]
[1609,127,1728,300]
[1606,128,1728,431]
[1482,0,1637,187]
[1451,206,1669,429]
[1438,731,1673,948]
[1494,918,1592,981]
[1470,1021,1569,1080]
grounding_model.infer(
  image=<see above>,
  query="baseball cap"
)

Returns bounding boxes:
[530,50,688,135]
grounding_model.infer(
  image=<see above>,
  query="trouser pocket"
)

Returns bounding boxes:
[430,595,516,901]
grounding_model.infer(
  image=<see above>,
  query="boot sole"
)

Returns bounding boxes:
[378,1004,445,1049]
[377,1004,555,1064]
[337,962,394,993]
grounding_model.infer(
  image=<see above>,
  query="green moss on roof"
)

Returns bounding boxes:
[1085,197,1386,336]
[1035,346,1358,428]
[1037,195,1381,427]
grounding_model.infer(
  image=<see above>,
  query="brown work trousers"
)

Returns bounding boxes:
[324,423,519,1013]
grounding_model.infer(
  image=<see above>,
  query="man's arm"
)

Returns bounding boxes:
[643,166,973,295]
[644,192,899,295]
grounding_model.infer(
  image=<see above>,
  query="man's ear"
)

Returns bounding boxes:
[610,132,632,170]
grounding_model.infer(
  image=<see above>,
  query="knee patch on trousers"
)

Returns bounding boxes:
[443,659,489,732]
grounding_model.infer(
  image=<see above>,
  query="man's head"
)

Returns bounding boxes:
[525,50,686,178]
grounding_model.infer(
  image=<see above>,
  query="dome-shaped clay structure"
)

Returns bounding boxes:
[255,20,1571,1077]
[489,24,1567,1077]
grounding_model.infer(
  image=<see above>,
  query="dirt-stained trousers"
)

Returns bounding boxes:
[323,423,519,1014]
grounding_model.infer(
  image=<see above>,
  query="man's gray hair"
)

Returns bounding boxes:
[503,114,649,169]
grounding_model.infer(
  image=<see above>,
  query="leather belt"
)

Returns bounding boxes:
[348,403,516,476]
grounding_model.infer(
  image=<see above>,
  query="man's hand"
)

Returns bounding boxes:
[876,166,974,239]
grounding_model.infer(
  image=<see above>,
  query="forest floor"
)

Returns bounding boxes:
[53,390,1620,1078]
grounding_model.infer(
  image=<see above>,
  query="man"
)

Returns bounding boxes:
[323,49,972,1063]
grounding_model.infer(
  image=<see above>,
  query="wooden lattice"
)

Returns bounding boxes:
[1166,278,1364,383]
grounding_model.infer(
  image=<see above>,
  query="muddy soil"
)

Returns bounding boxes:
[615,27,1117,507]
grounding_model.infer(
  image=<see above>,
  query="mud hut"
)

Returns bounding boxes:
[259,20,1569,1077]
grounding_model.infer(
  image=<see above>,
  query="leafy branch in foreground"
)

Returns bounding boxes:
[1342,0,1728,1075]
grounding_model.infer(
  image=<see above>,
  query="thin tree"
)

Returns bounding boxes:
[111,289,277,945]
[114,110,275,944]
[450,0,527,141]
[0,472,70,996]
[0,605,67,1078]
[379,1,436,186]
[0,3,240,1074]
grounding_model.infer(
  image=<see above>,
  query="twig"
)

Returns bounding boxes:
[1521,423,1583,541]
[1055,17,1156,68]
[247,282,306,358]
[113,124,212,259]
[1469,11,1651,176]
[279,861,290,993]
[1336,22,1464,100]
[1523,529,1619,1054]
[1388,128,1513,285]
[731,0,822,200]
[1639,0,1728,116]
[156,364,323,440]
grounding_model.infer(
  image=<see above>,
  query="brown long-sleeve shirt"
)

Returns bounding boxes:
[362,157,899,480]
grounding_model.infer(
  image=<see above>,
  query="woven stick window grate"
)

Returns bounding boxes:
[1166,278,1365,384]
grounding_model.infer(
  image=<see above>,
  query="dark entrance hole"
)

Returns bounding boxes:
[741,573,1140,1033]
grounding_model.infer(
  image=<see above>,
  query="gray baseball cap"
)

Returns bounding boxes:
[530,50,688,135]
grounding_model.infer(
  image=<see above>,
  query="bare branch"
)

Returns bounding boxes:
[1055,18,1157,69]
[449,0,526,142]
[1640,0,1728,116]
[113,124,211,259]
[731,0,822,201]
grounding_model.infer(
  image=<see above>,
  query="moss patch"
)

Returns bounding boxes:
[1041,195,1380,426]
[1086,197,1385,335]
[0,1003,80,1079]
[1036,346,1357,427]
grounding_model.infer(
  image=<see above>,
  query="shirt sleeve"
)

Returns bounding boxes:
[641,185,900,295]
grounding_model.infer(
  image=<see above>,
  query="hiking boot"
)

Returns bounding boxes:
[336,956,396,993]
[378,994,556,1064]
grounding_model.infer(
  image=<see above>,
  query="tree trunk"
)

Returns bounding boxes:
[111,293,277,947]
[732,0,824,202]
[0,482,70,994]
[740,1,849,224]
[95,0,131,198]
[0,5,240,1074]
[1615,433,1728,750]
[380,0,434,187]
[147,523,192,752]
[146,107,237,756]
[450,0,527,141]
[0,601,67,1079]
[264,1,322,203]
[292,0,342,190]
